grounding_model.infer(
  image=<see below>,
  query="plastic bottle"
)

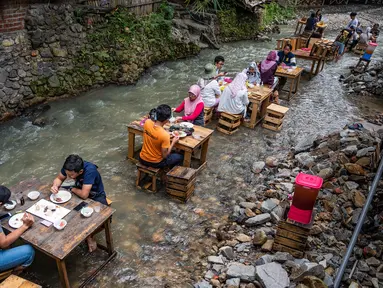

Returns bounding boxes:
[260,81,264,93]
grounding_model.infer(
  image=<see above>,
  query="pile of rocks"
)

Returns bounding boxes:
[195,127,383,288]
[343,61,383,98]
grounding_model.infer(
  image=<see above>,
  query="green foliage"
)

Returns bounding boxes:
[217,9,260,39]
[262,2,295,26]
[185,0,222,14]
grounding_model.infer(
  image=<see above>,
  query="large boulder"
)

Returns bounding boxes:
[256,262,289,288]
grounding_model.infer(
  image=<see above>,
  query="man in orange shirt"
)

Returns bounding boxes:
[139,104,183,168]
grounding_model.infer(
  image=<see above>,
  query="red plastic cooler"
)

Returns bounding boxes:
[288,173,323,224]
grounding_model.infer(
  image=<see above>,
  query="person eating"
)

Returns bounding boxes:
[217,72,249,117]
[277,43,296,91]
[0,186,35,274]
[173,85,205,126]
[242,62,261,85]
[214,55,226,81]
[198,63,221,109]
[259,51,280,104]
[139,104,183,169]
[51,154,107,252]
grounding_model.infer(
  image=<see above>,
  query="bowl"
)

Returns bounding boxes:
[81,207,94,218]
[4,200,16,210]
[192,133,202,140]
[28,191,40,201]
[179,122,193,129]
[54,219,67,230]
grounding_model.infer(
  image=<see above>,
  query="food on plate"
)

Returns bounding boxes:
[44,206,48,213]
[35,204,40,211]
[55,197,62,202]
[59,221,65,227]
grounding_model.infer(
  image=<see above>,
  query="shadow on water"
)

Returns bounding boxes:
[1,24,383,287]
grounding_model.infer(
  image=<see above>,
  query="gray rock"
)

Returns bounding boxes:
[212,264,224,273]
[226,278,240,288]
[252,161,265,173]
[219,246,235,260]
[227,262,256,282]
[295,152,315,168]
[318,168,334,180]
[32,116,47,127]
[358,260,370,272]
[366,257,381,267]
[371,278,379,288]
[245,213,271,227]
[0,70,9,83]
[280,182,294,193]
[40,48,53,58]
[356,148,370,158]
[345,181,359,191]
[239,202,256,209]
[340,137,359,144]
[194,280,212,288]
[277,168,291,178]
[208,256,224,265]
[17,69,26,78]
[48,75,60,88]
[323,274,334,288]
[204,270,215,279]
[290,262,325,282]
[236,243,251,252]
[52,47,68,57]
[342,145,358,156]
[352,208,362,225]
[261,198,278,213]
[294,137,314,153]
[274,252,293,263]
[90,65,99,72]
[256,262,289,288]
[266,156,279,167]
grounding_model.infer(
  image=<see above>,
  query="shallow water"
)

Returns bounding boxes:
[0,25,383,287]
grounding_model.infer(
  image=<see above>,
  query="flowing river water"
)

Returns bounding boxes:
[0,23,383,287]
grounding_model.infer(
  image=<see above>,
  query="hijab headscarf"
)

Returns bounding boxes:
[228,72,247,98]
[184,85,203,116]
[244,62,260,84]
[0,186,11,204]
[261,51,278,72]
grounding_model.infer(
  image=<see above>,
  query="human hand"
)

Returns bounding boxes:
[218,72,226,77]
[22,213,34,228]
[172,136,180,143]
[175,117,183,122]
[171,108,176,112]
[51,184,59,194]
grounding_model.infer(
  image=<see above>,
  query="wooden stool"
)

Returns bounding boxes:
[204,107,213,125]
[136,163,161,193]
[272,220,310,258]
[166,166,196,203]
[276,38,297,51]
[0,270,12,282]
[354,43,368,56]
[216,112,242,135]
[294,18,307,35]
[354,57,371,72]
[263,103,289,132]
[0,275,41,287]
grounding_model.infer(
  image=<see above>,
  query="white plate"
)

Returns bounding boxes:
[4,200,16,210]
[179,122,193,129]
[172,131,187,138]
[8,213,24,229]
[50,190,72,204]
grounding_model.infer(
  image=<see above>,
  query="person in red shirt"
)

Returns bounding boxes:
[173,85,205,126]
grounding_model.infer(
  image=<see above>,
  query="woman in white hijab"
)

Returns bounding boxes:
[242,62,261,85]
[217,72,249,116]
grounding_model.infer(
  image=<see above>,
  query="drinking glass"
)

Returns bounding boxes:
[94,205,101,213]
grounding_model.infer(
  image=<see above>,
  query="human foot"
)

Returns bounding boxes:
[87,236,97,253]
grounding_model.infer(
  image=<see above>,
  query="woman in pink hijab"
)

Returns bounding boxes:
[217,72,249,116]
[173,84,205,126]
[259,51,280,104]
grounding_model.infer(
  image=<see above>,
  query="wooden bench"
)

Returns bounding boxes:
[263,103,289,132]
[272,220,310,258]
[166,166,197,203]
[0,275,41,288]
[136,163,161,193]
[216,112,242,135]
[204,107,213,125]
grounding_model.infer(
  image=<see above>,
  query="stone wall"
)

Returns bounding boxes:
[0,3,201,121]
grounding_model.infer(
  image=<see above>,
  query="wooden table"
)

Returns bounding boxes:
[275,66,304,101]
[127,120,214,169]
[1,179,116,288]
[293,49,325,79]
[244,85,273,129]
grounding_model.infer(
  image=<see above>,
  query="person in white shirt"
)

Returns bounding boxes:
[346,12,359,30]
[218,72,249,116]
[198,63,221,108]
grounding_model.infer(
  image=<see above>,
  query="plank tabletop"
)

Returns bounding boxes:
[0,274,41,288]
[128,118,214,150]
[220,84,272,102]
[275,66,304,77]
[0,179,115,260]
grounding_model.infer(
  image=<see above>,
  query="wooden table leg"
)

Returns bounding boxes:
[288,78,294,101]
[249,102,259,128]
[260,96,270,119]
[314,59,322,75]
[294,73,302,94]
[200,139,210,166]
[310,60,316,79]
[56,259,70,288]
[128,131,135,161]
[183,152,192,167]
[104,218,114,255]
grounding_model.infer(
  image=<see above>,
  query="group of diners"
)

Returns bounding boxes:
[1,154,108,273]
[139,47,297,170]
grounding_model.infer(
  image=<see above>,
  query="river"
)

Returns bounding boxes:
[0,25,382,287]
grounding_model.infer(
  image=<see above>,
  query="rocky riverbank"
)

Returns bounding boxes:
[194,126,383,288]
